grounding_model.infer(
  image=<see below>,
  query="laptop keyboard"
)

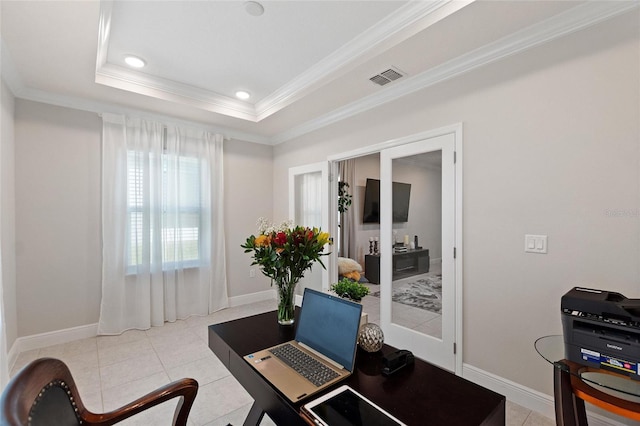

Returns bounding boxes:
[270,343,340,387]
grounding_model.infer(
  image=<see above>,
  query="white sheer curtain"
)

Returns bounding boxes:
[0,247,9,389]
[339,160,356,259]
[297,172,322,227]
[0,149,8,386]
[99,114,228,334]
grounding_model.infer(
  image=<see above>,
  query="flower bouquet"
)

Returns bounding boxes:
[242,218,331,325]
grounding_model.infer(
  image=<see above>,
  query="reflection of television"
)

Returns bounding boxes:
[362,178,411,223]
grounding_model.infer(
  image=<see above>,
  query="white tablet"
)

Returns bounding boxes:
[302,384,407,426]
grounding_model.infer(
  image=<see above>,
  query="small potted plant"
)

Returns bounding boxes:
[330,278,370,302]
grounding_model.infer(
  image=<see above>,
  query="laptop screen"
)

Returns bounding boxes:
[296,288,363,372]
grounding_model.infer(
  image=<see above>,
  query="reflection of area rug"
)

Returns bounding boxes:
[372,274,442,313]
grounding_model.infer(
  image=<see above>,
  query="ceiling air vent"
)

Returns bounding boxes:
[369,67,405,86]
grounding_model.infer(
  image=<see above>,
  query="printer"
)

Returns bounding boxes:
[561,287,640,380]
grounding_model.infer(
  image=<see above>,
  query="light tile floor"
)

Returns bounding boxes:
[10,299,553,426]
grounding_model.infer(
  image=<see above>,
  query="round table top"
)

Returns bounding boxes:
[535,335,640,402]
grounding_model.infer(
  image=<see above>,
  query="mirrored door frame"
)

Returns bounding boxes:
[327,123,463,374]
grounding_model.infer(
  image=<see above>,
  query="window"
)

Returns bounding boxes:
[101,114,228,331]
[294,171,322,228]
[127,150,202,270]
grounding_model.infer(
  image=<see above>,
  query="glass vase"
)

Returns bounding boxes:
[276,281,296,326]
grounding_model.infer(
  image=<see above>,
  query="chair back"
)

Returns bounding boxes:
[1,358,83,426]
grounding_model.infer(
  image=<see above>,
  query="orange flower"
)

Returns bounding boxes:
[254,235,271,247]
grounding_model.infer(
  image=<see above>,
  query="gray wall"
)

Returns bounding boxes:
[271,12,640,398]
[15,101,102,336]
[223,137,273,297]
[12,100,274,336]
[1,80,17,349]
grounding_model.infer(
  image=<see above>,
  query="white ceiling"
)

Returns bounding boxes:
[2,1,638,144]
[105,1,407,103]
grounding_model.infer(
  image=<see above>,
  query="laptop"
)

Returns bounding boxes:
[244,288,363,403]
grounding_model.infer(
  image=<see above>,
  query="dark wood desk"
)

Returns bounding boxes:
[208,310,505,426]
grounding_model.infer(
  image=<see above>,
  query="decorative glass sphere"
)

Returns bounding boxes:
[358,323,384,352]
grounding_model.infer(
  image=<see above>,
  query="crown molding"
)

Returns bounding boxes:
[269,0,640,145]
[6,1,637,147]
[94,0,470,123]
[3,29,268,143]
[95,0,111,74]
[254,0,472,121]
[95,63,258,121]
[10,84,271,145]
[3,32,268,143]
[95,1,258,122]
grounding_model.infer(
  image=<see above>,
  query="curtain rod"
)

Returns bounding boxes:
[97,112,234,140]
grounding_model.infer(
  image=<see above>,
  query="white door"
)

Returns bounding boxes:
[380,132,459,372]
[288,162,331,296]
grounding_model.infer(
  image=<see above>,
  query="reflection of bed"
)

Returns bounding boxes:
[338,257,368,283]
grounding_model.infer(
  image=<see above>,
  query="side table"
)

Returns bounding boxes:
[535,335,640,425]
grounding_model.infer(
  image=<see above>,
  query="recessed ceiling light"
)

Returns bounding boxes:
[244,1,264,16]
[235,91,251,100]
[124,55,146,68]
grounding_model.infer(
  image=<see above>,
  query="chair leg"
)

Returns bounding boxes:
[554,361,588,426]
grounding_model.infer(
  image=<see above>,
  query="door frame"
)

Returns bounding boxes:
[380,134,455,371]
[327,123,463,374]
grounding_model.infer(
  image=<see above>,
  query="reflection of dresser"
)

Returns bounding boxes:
[364,249,430,284]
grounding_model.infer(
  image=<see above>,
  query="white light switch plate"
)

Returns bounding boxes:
[525,234,547,254]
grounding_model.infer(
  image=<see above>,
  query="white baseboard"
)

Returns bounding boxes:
[17,323,99,354]
[9,323,99,371]
[463,363,556,419]
[7,341,20,374]
[229,289,302,308]
[8,291,277,370]
[463,363,632,426]
[226,289,276,307]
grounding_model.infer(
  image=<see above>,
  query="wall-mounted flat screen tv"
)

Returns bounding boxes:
[362,178,411,223]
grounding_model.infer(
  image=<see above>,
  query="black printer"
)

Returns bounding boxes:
[561,287,640,380]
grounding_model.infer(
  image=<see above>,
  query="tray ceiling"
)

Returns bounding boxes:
[2,1,637,144]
